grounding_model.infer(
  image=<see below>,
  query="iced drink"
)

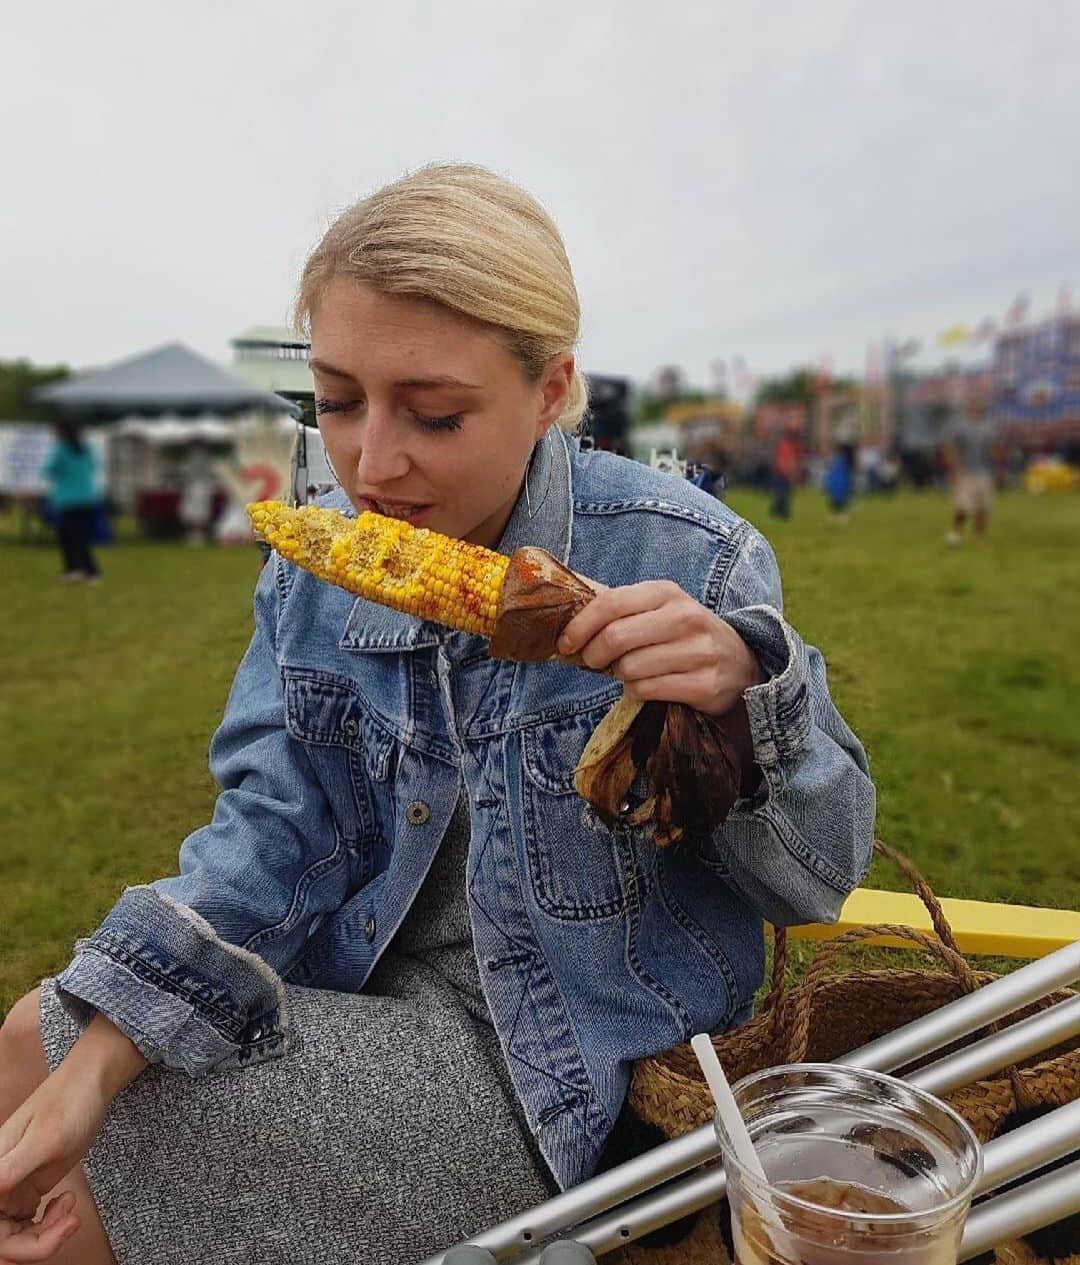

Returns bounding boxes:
[716,1066,982,1265]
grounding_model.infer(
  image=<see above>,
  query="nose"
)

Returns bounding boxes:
[353,409,410,488]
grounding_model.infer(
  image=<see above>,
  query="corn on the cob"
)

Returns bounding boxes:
[246,500,743,849]
[247,501,510,637]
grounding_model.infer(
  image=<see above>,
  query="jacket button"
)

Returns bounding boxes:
[405,800,431,826]
[341,717,359,739]
[363,916,377,943]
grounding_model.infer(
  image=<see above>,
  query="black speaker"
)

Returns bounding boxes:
[584,374,632,448]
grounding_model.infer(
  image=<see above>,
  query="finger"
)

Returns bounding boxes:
[0,1212,78,1262]
[625,670,718,711]
[613,635,718,683]
[557,582,680,655]
[0,1129,64,1223]
[0,1174,48,1224]
[575,607,684,672]
[0,1186,44,1226]
[0,1127,38,1204]
[0,1120,32,1195]
[32,1193,75,1235]
[0,1158,48,1223]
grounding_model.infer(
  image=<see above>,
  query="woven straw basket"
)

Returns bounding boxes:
[610,843,1079,1265]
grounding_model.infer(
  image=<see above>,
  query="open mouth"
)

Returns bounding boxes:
[358,497,432,526]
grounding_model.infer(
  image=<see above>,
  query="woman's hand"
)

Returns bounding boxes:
[557,581,764,715]
[0,1191,78,1263]
[0,1065,110,1257]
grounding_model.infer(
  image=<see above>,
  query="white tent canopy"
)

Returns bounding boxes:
[112,415,235,445]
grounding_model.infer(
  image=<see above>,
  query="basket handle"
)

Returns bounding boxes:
[778,921,984,1064]
[761,839,963,1024]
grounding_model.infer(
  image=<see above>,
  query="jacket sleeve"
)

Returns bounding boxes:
[701,523,876,925]
[54,557,352,1076]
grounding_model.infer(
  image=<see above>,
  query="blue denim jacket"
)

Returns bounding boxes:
[56,427,874,1189]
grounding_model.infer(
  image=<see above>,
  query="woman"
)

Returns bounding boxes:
[0,164,875,1265]
[41,420,101,582]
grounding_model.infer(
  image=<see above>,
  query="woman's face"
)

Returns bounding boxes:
[309,277,573,549]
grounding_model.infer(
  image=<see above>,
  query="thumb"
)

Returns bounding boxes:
[0,1120,30,1196]
[0,1131,50,1220]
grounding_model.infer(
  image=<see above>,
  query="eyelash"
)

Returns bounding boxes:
[314,398,356,415]
[412,411,463,433]
[313,399,463,433]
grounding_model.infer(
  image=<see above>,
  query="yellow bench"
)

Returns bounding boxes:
[789,888,1080,959]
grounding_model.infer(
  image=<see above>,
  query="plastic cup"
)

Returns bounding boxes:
[715,1065,982,1265]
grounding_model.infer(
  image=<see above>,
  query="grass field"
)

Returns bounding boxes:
[2,490,1079,1016]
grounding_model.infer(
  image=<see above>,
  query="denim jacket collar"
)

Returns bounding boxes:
[496,422,573,562]
[339,425,574,654]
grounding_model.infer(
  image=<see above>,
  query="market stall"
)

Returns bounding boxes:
[34,341,301,536]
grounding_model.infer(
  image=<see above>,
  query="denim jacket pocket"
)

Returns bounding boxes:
[282,670,390,884]
[520,701,628,920]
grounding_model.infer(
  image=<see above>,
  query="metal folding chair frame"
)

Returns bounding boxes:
[427,940,1080,1264]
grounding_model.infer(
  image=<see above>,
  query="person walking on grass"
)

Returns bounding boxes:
[0,163,874,1265]
[823,442,856,521]
[41,420,101,583]
[770,419,803,519]
[945,393,998,546]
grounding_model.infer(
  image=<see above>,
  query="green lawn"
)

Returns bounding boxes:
[2,490,1079,1015]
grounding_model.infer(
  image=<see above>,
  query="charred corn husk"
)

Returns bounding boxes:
[247,501,509,636]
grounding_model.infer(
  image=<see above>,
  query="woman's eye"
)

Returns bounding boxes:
[411,411,464,433]
[314,398,360,416]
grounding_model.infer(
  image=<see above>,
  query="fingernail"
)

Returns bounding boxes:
[557,636,571,654]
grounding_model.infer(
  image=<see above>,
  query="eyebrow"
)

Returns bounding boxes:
[397,375,483,391]
[308,358,355,380]
[308,359,482,391]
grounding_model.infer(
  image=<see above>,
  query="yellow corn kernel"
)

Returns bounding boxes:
[247,501,510,637]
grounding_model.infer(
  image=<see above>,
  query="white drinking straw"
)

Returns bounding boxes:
[691,1034,768,1181]
[691,1033,784,1232]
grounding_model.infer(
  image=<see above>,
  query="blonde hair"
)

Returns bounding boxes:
[294,163,588,432]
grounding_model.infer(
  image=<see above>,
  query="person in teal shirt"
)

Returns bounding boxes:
[42,420,101,581]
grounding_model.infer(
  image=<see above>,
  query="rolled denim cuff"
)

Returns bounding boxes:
[55,884,290,1076]
[723,604,812,782]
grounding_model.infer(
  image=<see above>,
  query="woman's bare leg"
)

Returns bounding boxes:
[0,988,116,1265]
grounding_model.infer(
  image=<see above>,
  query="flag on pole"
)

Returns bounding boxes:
[937,324,971,348]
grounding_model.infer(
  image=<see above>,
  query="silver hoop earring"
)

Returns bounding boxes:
[524,439,550,521]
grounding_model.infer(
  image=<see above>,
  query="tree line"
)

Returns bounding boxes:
[0,359,72,422]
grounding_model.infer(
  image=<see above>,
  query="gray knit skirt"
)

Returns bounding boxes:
[39,967,554,1265]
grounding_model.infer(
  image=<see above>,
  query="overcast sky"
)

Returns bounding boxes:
[3,1,1078,388]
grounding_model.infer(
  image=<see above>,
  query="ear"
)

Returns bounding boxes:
[535,353,575,441]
